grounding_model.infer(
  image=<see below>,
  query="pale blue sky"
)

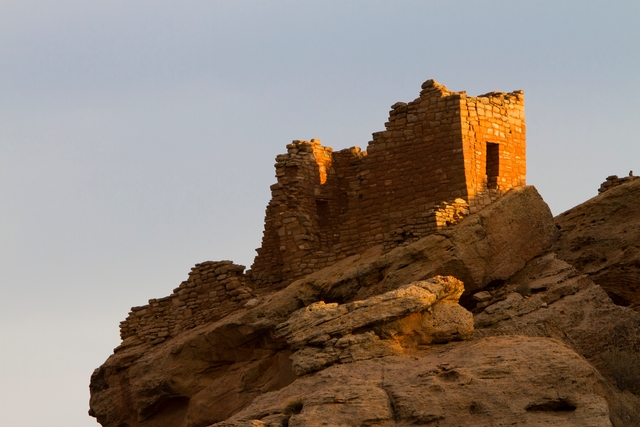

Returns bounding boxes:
[1,1,639,425]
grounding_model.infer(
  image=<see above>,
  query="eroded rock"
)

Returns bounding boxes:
[91,184,640,427]
[276,276,466,347]
[473,252,640,425]
[473,252,640,362]
[89,187,561,427]
[290,185,558,307]
[211,336,613,427]
[276,276,473,375]
[553,177,640,309]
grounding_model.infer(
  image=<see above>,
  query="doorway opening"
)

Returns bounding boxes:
[316,199,331,228]
[486,143,499,189]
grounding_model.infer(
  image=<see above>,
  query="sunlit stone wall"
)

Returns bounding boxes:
[250,80,526,288]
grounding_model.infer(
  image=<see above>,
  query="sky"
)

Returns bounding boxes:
[1,1,638,426]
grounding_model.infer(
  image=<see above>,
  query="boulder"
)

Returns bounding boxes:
[275,276,473,375]
[474,252,640,364]
[89,316,298,427]
[473,252,640,426]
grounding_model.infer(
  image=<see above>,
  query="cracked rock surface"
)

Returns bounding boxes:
[89,185,640,427]
[209,336,612,427]
[553,177,640,310]
[275,276,473,375]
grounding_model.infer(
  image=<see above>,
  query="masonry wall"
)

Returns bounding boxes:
[339,80,472,255]
[250,80,527,288]
[460,89,526,212]
[119,261,254,346]
[599,174,637,194]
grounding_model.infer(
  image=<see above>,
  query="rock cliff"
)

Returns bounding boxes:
[553,176,640,309]
[89,182,640,426]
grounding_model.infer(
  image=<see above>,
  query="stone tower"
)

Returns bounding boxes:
[250,79,526,288]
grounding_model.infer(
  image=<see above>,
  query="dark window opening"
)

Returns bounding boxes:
[316,199,331,228]
[486,142,499,189]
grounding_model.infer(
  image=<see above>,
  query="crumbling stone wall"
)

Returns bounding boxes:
[599,173,637,194]
[119,261,253,346]
[117,79,527,346]
[250,80,526,288]
[384,198,470,251]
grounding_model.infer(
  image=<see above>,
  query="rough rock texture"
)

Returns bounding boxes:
[210,336,613,427]
[473,252,640,358]
[89,186,558,427]
[553,177,640,309]
[472,252,640,425]
[89,319,297,427]
[289,185,558,307]
[90,182,640,427]
[276,276,473,375]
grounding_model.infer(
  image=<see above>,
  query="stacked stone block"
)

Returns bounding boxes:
[250,140,351,287]
[459,87,526,213]
[598,174,637,194]
[383,198,470,250]
[250,80,527,288]
[119,261,254,346]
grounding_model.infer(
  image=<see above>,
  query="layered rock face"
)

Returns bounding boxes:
[90,181,640,426]
[470,252,640,424]
[89,276,473,427]
[275,276,473,375]
[213,336,612,427]
[553,177,640,309]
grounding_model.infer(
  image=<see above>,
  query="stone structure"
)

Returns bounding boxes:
[598,173,636,194]
[250,79,526,287]
[116,79,526,347]
[119,261,254,346]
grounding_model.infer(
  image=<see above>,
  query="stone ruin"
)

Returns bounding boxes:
[598,172,637,194]
[117,79,526,347]
[249,79,526,287]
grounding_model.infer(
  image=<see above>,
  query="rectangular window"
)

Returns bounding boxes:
[486,143,499,189]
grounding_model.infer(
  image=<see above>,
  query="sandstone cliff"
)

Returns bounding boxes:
[89,184,640,427]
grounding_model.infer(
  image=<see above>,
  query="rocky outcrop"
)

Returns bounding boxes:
[89,185,558,427]
[88,278,473,427]
[471,252,640,425]
[288,185,558,307]
[89,183,640,427]
[473,252,640,358]
[89,320,297,427]
[553,177,640,309]
[210,336,613,427]
[275,276,472,375]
